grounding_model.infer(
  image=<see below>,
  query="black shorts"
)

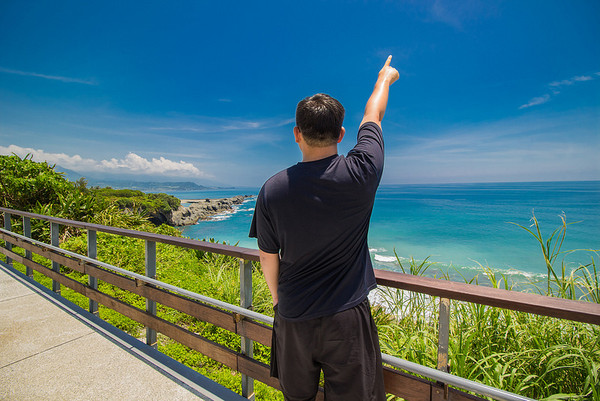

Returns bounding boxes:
[271,298,385,401]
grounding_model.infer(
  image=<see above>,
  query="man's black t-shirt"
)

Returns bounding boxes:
[249,122,384,321]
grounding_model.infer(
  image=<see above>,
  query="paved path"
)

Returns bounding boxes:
[0,262,247,401]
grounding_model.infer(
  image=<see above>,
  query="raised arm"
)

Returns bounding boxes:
[361,55,400,127]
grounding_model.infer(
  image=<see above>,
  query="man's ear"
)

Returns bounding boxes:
[337,127,346,144]
[293,126,302,144]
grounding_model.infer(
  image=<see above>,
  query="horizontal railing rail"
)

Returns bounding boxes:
[375,269,600,325]
[2,206,596,325]
[0,206,260,260]
[0,228,272,325]
[3,206,598,400]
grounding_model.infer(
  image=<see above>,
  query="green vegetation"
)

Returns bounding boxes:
[376,215,599,400]
[1,154,104,241]
[1,155,599,400]
[92,187,180,216]
[376,269,599,400]
[0,153,74,211]
[0,154,180,239]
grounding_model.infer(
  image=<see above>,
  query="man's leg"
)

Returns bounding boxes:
[318,299,386,401]
[274,311,322,401]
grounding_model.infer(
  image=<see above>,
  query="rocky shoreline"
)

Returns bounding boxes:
[166,195,253,226]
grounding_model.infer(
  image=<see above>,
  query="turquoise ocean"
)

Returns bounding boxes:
[168,181,599,287]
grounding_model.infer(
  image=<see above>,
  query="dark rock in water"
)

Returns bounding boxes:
[148,212,170,226]
[167,195,252,226]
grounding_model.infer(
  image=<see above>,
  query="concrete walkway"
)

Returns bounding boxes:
[0,261,247,401]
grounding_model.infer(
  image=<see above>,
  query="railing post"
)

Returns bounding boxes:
[437,298,450,373]
[50,222,61,294]
[88,230,99,315]
[23,217,33,277]
[145,240,157,348]
[23,217,33,278]
[3,212,12,266]
[239,258,255,400]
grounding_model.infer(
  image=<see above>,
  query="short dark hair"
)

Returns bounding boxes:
[295,93,345,147]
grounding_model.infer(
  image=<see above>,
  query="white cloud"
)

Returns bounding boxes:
[0,144,209,178]
[549,75,593,87]
[430,0,463,29]
[519,94,551,109]
[0,67,97,85]
[520,72,598,109]
[148,116,294,134]
[549,79,574,87]
[383,110,600,184]
[573,75,593,82]
[99,152,204,176]
[426,0,494,30]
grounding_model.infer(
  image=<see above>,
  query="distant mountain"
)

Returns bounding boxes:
[89,180,211,192]
[54,165,216,192]
[55,165,85,182]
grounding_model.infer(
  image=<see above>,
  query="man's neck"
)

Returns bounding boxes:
[301,145,338,162]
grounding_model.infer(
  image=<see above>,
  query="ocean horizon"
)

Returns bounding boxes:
[167,180,600,288]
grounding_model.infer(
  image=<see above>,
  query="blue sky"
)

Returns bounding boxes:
[1,0,598,186]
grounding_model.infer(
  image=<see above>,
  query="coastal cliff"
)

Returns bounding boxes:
[162,195,252,226]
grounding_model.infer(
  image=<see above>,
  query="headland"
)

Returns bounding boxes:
[167,195,253,226]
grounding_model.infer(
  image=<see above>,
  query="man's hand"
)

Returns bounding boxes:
[378,55,400,86]
[361,55,399,127]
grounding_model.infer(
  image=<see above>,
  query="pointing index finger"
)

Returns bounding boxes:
[384,55,392,67]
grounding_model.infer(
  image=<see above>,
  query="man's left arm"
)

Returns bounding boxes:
[259,250,280,306]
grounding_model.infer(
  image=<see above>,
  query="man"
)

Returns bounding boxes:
[249,56,399,401]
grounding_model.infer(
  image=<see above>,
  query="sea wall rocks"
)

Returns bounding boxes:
[168,195,251,226]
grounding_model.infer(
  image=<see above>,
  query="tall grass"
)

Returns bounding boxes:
[510,212,599,301]
[377,214,600,400]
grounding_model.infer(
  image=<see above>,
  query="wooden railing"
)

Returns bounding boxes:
[1,207,598,401]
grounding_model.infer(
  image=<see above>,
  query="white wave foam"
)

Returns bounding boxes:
[208,204,245,221]
[369,247,388,253]
[374,254,398,263]
[210,214,232,221]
